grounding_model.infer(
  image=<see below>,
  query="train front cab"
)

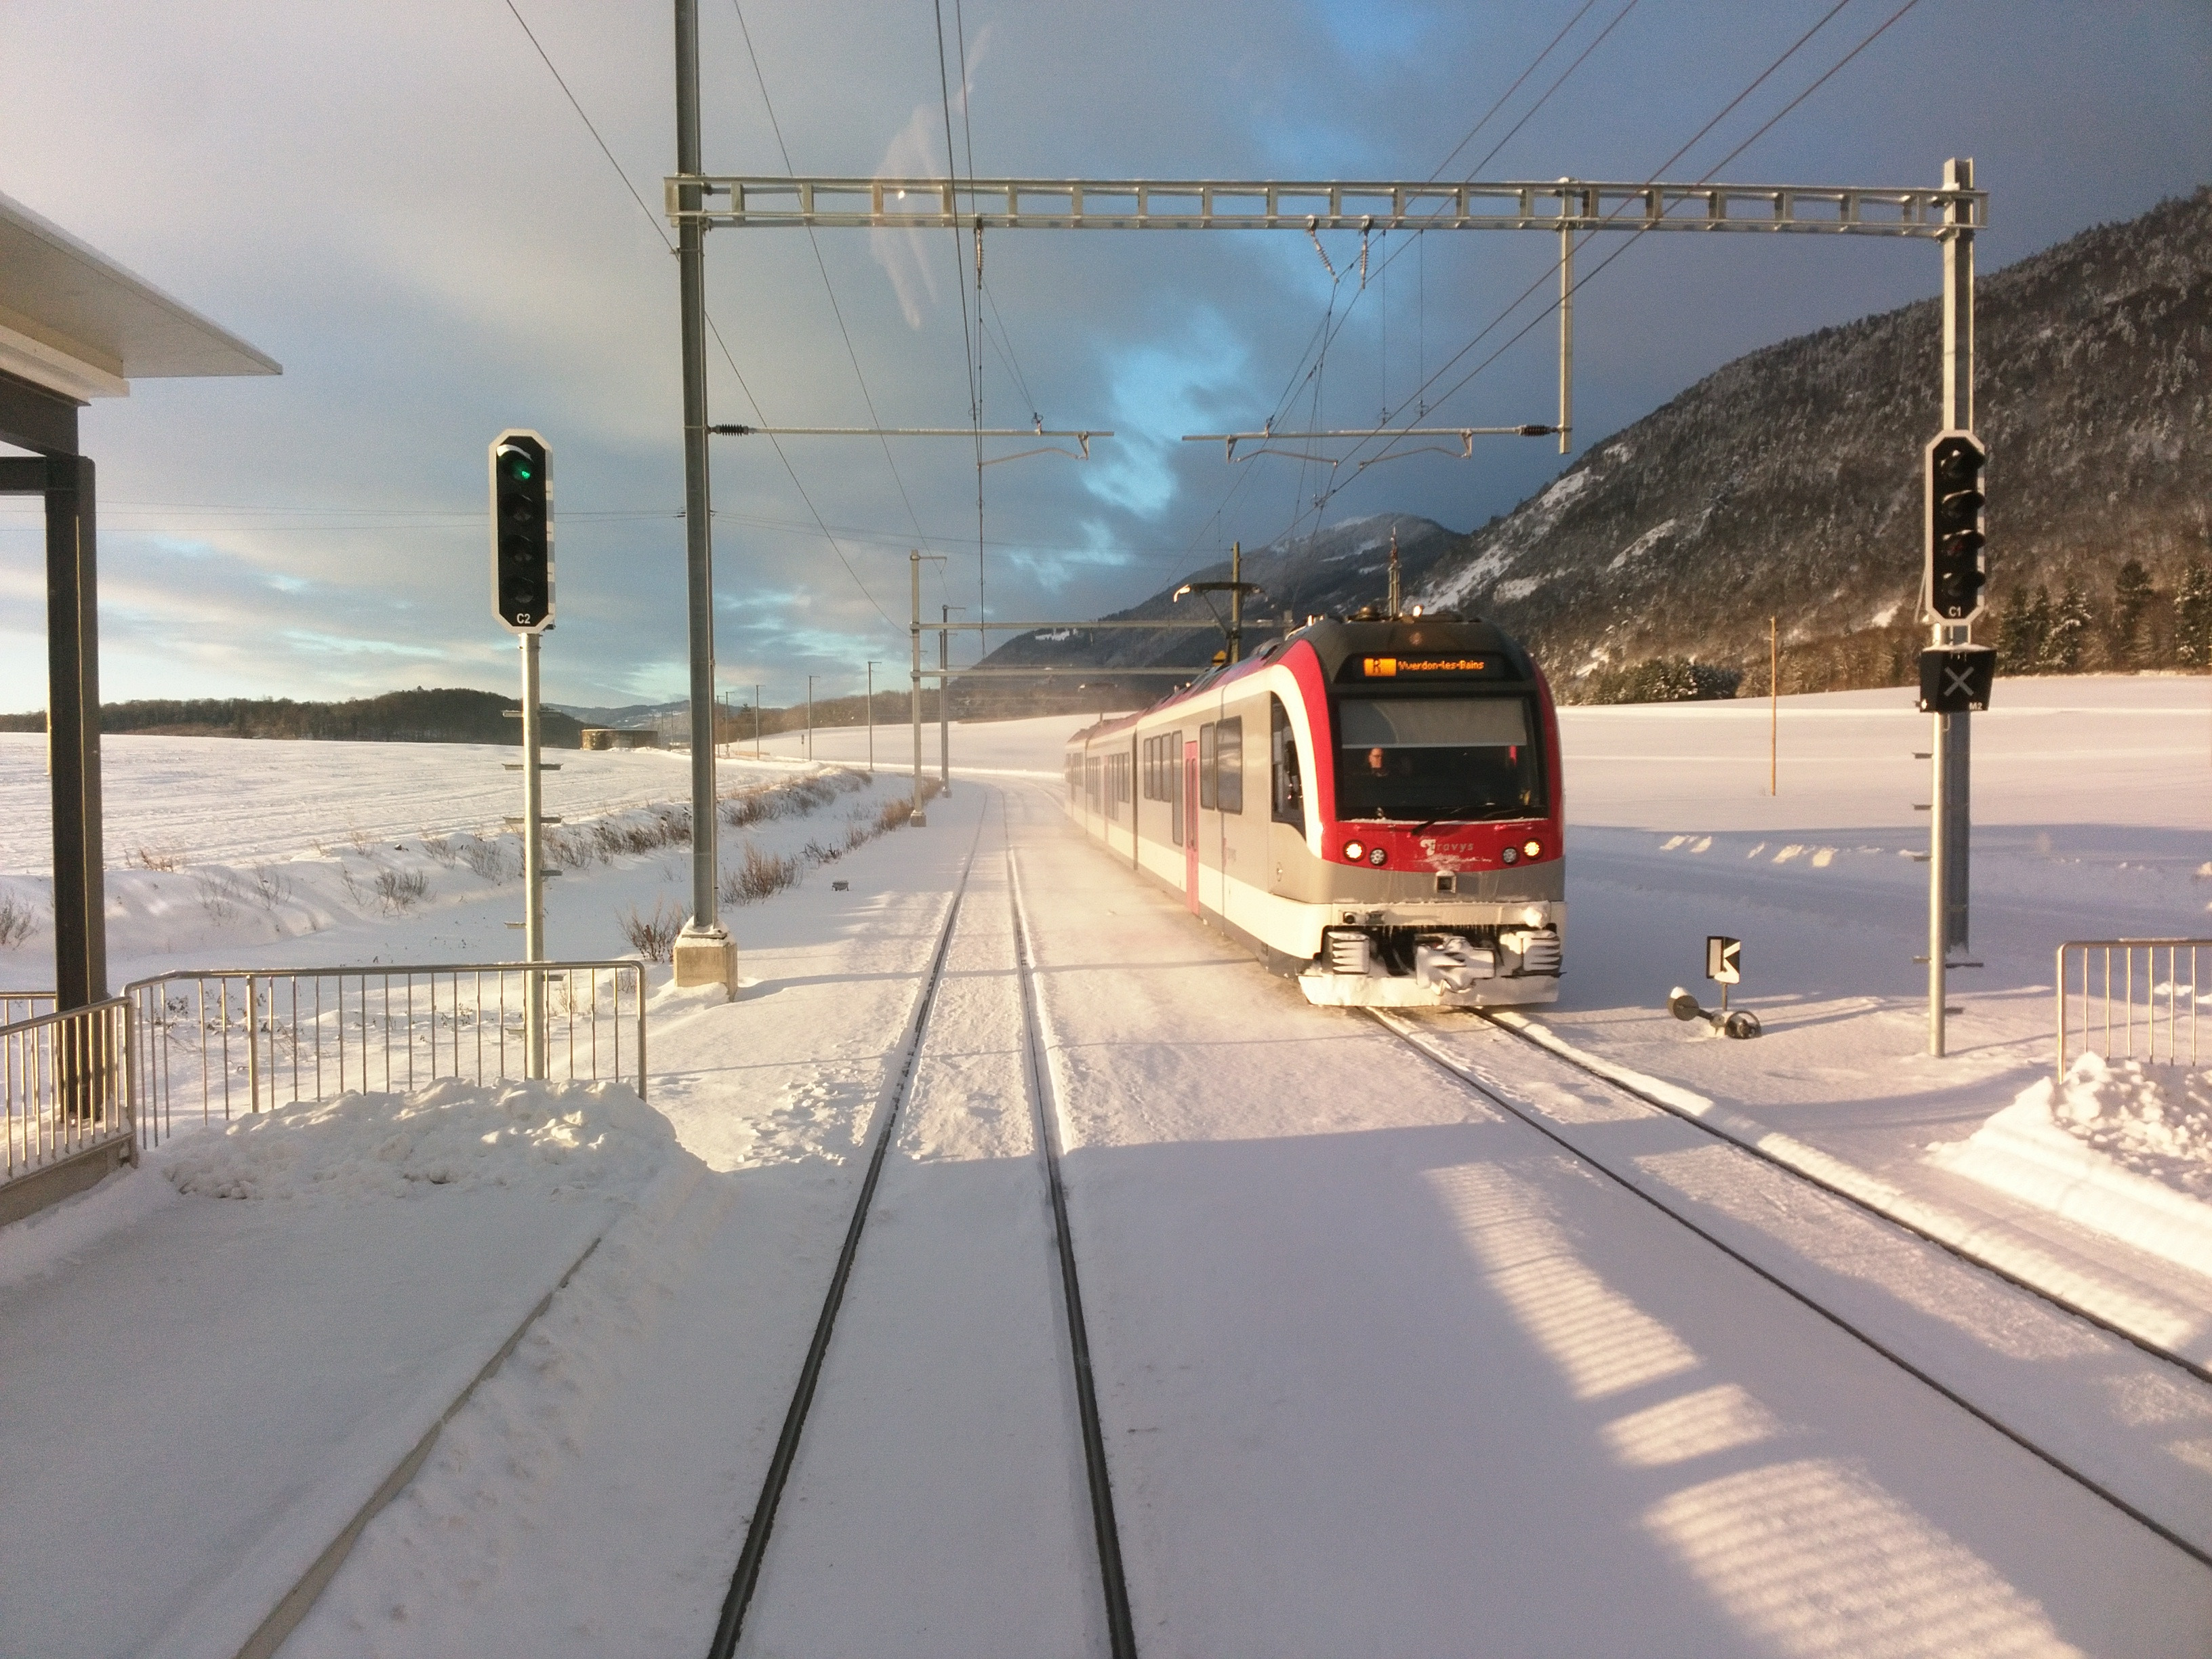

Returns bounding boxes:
[1288,622,1565,1008]
[1065,617,1564,1010]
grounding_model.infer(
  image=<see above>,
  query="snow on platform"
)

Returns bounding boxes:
[0,1079,672,1659]
[1931,1056,2212,1277]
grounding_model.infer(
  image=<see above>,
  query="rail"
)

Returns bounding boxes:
[123,960,649,1142]
[2,997,133,1185]
[2055,939,2205,1082]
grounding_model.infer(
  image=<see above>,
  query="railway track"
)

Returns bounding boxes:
[705,801,1136,1658]
[1486,1008,2212,1388]
[1370,1004,2212,1572]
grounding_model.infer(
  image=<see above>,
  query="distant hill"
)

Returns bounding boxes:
[547,698,690,729]
[0,687,586,747]
[954,514,1460,713]
[1413,185,2212,695]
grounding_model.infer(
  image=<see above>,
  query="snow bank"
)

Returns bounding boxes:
[2044,1053,2212,1193]
[162,1078,678,1204]
[1928,1054,2212,1279]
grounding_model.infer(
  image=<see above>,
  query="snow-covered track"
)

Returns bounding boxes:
[1009,832,1140,1659]
[705,813,989,1659]
[1482,1008,2212,1389]
[1373,1007,2212,1572]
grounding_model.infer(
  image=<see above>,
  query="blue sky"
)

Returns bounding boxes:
[1,0,2207,712]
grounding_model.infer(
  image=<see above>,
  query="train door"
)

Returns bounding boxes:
[1183,739,1200,912]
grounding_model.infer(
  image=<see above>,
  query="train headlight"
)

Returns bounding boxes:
[1520,904,1547,927]
[1523,839,1542,859]
[1368,846,1387,866]
[1343,840,1365,861]
[1500,846,1519,865]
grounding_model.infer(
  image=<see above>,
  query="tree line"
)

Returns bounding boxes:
[1572,556,2212,705]
[0,687,586,746]
[1990,558,2212,673]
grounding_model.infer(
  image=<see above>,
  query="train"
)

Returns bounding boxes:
[1063,611,1564,1007]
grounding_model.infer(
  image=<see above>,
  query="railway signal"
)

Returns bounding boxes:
[488,428,555,1073]
[489,430,554,632]
[1923,430,1986,626]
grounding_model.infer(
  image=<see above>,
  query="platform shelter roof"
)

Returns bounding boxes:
[0,188,279,402]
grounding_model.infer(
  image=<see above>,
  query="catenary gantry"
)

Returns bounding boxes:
[666,175,1984,237]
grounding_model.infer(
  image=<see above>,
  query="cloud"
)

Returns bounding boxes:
[1083,312,1249,519]
[0,0,2202,715]
[866,23,996,330]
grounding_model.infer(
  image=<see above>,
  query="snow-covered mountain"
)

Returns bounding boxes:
[956,514,1460,712]
[964,186,2211,708]
[1414,185,2212,693]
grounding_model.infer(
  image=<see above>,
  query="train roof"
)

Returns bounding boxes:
[1065,613,1537,745]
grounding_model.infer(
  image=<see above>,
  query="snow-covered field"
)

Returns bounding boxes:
[0,734,905,977]
[2,676,2209,1655]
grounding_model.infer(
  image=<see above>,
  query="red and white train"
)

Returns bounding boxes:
[1064,614,1564,1007]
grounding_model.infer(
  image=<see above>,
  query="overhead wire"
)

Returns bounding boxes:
[1298,0,1917,520]
[958,1,989,652]
[1427,0,1603,182]
[980,280,1042,426]
[1265,0,1639,437]
[498,0,899,632]
[3,499,1242,562]
[1456,0,1643,183]
[931,0,988,650]
[1189,0,1636,561]
[731,0,935,555]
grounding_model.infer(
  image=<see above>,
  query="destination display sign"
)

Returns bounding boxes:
[1343,654,1511,681]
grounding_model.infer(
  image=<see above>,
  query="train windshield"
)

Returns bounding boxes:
[1334,695,1546,822]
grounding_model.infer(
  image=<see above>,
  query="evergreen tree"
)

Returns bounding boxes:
[2041,581,2093,672]
[2177,558,2212,669]
[1996,588,2044,668]
[2006,586,2053,674]
[2108,559,2154,668]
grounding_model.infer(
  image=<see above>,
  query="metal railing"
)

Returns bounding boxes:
[2055,939,2206,1081]
[3,997,133,1183]
[3,991,57,1027]
[123,960,648,1142]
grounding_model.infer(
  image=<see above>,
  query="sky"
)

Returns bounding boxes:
[1,0,2207,714]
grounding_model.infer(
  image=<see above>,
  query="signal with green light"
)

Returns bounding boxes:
[489,430,552,632]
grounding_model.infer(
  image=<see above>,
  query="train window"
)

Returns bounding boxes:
[1269,695,1304,827]
[1334,695,1546,822]
[1198,724,1216,808]
[1214,716,1244,814]
[1168,729,1183,844]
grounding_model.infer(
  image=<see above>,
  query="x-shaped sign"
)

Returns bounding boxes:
[1942,662,1978,701]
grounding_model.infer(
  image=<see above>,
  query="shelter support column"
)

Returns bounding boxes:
[45,455,105,1010]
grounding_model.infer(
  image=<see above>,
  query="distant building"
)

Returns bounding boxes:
[581,728,663,751]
